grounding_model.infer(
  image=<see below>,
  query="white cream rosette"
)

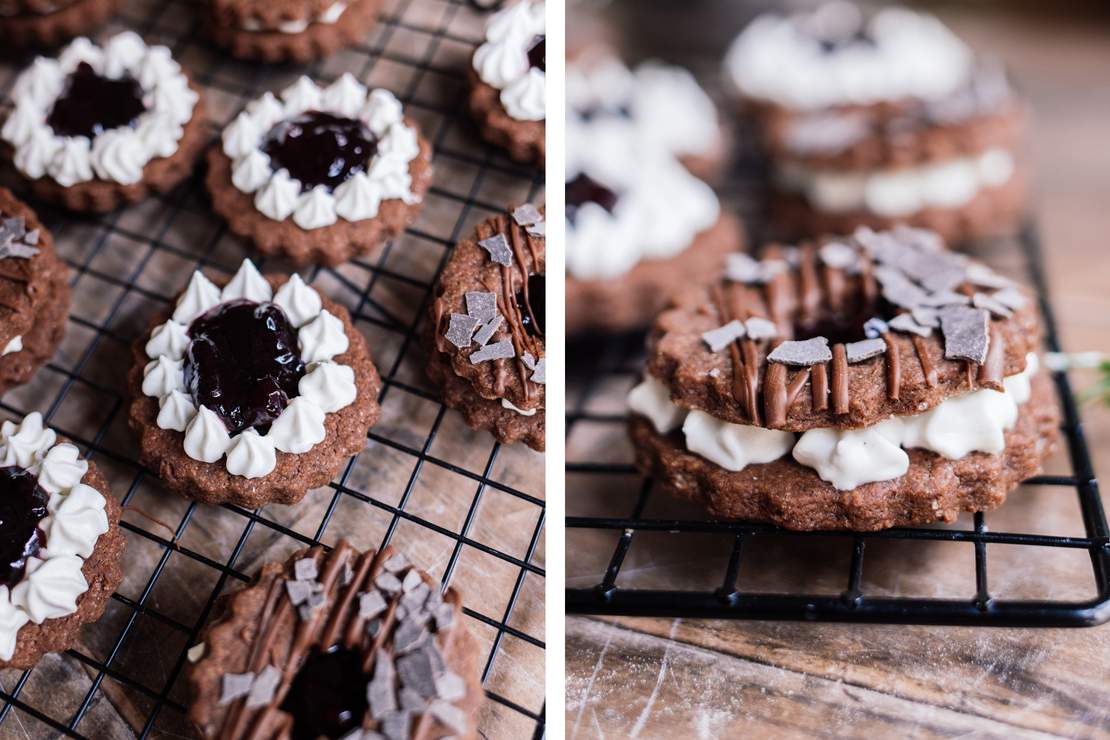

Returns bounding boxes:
[141,260,358,480]
[472,0,545,121]
[223,73,421,231]
[0,412,110,661]
[1,32,199,187]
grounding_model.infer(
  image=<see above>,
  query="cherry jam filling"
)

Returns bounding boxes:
[0,467,49,590]
[565,173,618,225]
[184,300,305,435]
[516,272,545,338]
[46,62,146,139]
[527,35,545,72]
[263,111,378,192]
[281,645,368,740]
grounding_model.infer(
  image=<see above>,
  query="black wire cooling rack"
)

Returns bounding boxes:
[0,0,545,737]
[565,147,1110,629]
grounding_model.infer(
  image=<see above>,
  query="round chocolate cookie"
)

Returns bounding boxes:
[628,225,1059,531]
[1,33,207,214]
[427,205,545,451]
[207,0,381,63]
[468,0,545,166]
[724,4,1027,244]
[0,187,70,396]
[0,412,125,670]
[208,75,433,266]
[187,540,483,739]
[0,0,124,49]
[128,260,382,507]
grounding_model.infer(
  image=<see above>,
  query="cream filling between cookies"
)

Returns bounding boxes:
[2,336,22,356]
[774,148,1016,218]
[240,1,347,33]
[629,353,1039,492]
[0,412,110,662]
[501,398,538,416]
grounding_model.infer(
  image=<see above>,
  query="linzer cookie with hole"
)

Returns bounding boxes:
[724,4,1026,243]
[468,0,545,166]
[0,0,123,49]
[428,206,545,451]
[186,541,483,739]
[0,412,124,670]
[208,74,433,266]
[1,33,207,214]
[566,111,743,335]
[628,226,1058,531]
[128,260,382,507]
[207,0,380,63]
[0,188,70,395]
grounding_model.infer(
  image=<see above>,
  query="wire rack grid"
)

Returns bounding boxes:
[565,130,1110,628]
[0,0,545,737]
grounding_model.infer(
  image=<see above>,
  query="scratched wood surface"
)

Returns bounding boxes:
[566,6,1110,738]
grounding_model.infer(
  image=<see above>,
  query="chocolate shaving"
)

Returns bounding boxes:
[219,672,255,705]
[472,315,502,347]
[284,579,315,606]
[940,306,991,364]
[376,572,403,593]
[973,292,1013,318]
[383,553,409,573]
[464,292,497,323]
[358,589,388,619]
[393,620,428,655]
[992,287,1027,310]
[726,254,786,284]
[744,316,778,341]
[767,337,832,366]
[429,700,469,735]
[818,241,857,270]
[512,204,543,226]
[435,671,467,702]
[245,665,281,708]
[445,313,480,348]
[400,688,427,712]
[381,711,411,740]
[701,320,746,352]
[293,558,318,581]
[526,221,546,238]
[477,233,512,266]
[470,339,515,364]
[530,357,546,384]
[433,603,454,631]
[368,653,398,716]
[401,583,429,611]
[863,317,889,338]
[888,313,933,337]
[964,263,1014,289]
[397,647,439,698]
[401,569,423,593]
[892,224,944,252]
[919,290,970,307]
[911,307,940,328]
[845,338,887,363]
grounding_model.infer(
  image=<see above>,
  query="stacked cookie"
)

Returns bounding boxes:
[0,0,123,48]
[207,0,382,62]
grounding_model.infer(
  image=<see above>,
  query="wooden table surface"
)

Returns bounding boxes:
[565,8,1110,738]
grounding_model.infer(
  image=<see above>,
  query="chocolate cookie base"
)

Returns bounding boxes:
[0,0,124,49]
[0,270,70,396]
[207,0,380,63]
[7,80,207,214]
[631,370,1059,532]
[567,212,744,336]
[2,461,124,670]
[127,275,382,508]
[205,123,433,267]
[466,66,545,168]
[425,342,544,451]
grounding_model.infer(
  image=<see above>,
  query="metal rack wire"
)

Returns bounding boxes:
[0,0,545,737]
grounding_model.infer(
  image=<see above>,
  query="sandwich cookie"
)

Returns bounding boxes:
[207,0,381,63]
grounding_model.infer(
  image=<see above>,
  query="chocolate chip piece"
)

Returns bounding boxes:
[399,687,427,712]
[219,672,255,705]
[845,338,887,363]
[521,352,536,370]
[464,291,497,323]
[991,287,1027,310]
[470,339,515,364]
[768,337,832,366]
[940,306,991,364]
[245,665,281,708]
[435,671,467,702]
[478,233,512,266]
[888,313,933,337]
[526,221,546,238]
[973,292,1014,318]
[512,204,543,226]
[358,589,388,619]
[875,266,928,310]
[376,572,403,593]
[285,579,315,606]
[367,653,397,716]
[393,620,428,655]
[744,317,778,341]
[396,648,439,698]
[445,313,481,348]
[430,700,469,734]
[472,315,503,347]
[380,711,411,740]
[701,320,746,352]
[530,357,546,384]
[293,558,318,581]
[818,241,857,270]
[863,317,889,338]
[383,553,408,573]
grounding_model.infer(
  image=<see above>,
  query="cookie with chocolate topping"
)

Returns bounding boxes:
[186,540,483,739]
[724,4,1027,243]
[127,260,382,507]
[206,0,381,63]
[0,0,124,49]
[427,205,545,451]
[628,225,1059,531]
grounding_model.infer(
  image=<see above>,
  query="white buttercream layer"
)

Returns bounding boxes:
[628,354,1039,491]
[240,1,347,33]
[472,0,545,121]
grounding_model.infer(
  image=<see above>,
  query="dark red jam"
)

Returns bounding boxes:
[516,272,544,338]
[527,35,545,72]
[184,300,305,435]
[281,646,368,740]
[0,467,48,589]
[565,173,618,224]
[263,111,378,192]
[46,62,146,139]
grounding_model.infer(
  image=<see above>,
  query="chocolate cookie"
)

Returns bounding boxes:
[0,187,70,396]
[1,33,207,213]
[0,412,125,670]
[0,0,124,49]
[427,205,545,451]
[628,225,1059,531]
[725,4,1027,243]
[207,74,433,266]
[128,260,382,507]
[468,0,545,166]
[207,0,381,63]
[186,541,483,739]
